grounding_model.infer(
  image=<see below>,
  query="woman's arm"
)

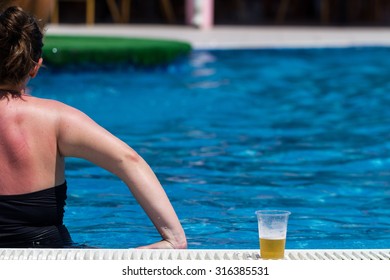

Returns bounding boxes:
[56,102,187,249]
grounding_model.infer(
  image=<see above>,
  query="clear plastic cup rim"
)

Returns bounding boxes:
[255,210,291,216]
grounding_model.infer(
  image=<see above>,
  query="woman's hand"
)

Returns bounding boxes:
[137,239,187,249]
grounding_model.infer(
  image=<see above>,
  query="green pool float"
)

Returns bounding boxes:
[43,35,192,66]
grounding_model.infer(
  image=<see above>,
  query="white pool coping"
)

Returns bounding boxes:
[1,249,389,260]
[46,24,390,49]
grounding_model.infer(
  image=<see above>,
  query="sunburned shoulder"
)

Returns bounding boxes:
[23,95,67,108]
[21,96,99,131]
[23,95,84,116]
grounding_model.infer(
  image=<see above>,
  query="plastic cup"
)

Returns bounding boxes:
[256,210,291,259]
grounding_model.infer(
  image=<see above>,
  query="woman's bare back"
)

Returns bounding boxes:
[0,95,65,195]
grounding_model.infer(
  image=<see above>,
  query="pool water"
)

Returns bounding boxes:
[32,47,390,249]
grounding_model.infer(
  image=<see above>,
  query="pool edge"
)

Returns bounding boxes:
[1,249,389,260]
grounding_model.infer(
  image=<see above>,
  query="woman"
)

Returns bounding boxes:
[0,6,187,249]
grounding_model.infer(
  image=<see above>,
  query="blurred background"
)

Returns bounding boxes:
[2,0,390,27]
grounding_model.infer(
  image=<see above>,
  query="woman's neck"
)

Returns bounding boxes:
[0,83,26,98]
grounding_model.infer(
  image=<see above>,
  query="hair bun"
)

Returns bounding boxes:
[8,26,23,45]
[0,6,25,44]
[0,6,43,86]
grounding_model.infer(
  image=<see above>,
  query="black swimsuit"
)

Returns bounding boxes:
[0,181,73,248]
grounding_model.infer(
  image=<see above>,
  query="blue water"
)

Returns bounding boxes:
[32,47,390,249]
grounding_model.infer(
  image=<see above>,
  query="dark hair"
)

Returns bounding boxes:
[0,6,43,88]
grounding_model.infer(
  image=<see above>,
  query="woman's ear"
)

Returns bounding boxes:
[29,58,43,78]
